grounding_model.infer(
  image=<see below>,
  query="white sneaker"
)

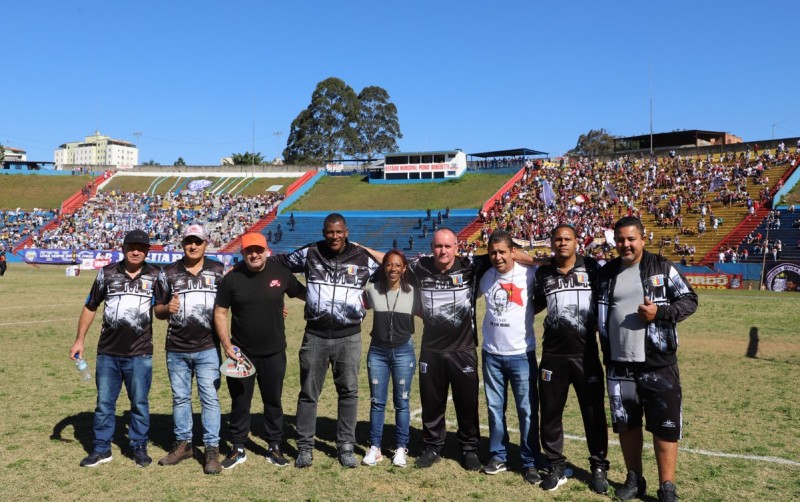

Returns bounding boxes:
[362,446,383,466]
[392,447,408,467]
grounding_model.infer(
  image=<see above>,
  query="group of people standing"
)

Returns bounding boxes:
[70,212,696,502]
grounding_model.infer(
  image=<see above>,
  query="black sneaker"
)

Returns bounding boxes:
[461,451,482,471]
[482,458,507,475]
[657,481,679,502]
[80,450,112,467]
[541,465,567,491]
[221,447,247,470]
[524,466,542,484]
[414,448,441,468]
[133,446,152,467]
[266,444,288,467]
[591,467,609,494]
[615,470,647,500]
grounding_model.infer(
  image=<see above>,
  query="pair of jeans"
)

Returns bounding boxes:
[93,354,153,453]
[166,348,221,447]
[295,332,361,450]
[366,340,416,448]
[226,350,287,447]
[482,350,540,468]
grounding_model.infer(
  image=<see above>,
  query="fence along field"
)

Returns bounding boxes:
[0,264,798,500]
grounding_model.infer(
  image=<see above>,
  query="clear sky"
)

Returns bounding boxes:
[4,0,799,165]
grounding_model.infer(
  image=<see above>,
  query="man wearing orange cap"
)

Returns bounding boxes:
[213,232,305,469]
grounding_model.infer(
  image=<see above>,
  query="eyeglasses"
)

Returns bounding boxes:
[182,237,206,246]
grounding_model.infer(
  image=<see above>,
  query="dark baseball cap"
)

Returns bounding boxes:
[123,229,150,246]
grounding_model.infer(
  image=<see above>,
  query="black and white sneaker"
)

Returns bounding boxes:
[615,470,647,500]
[221,447,247,470]
[414,448,441,468]
[483,458,507,475]
[265,444,288,467]
[80,450,112,467]
[591,467,609,494]
[541,465,567,491]
[524,466,542,484]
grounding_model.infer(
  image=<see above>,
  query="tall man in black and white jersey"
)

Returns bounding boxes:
[533,224,609,493]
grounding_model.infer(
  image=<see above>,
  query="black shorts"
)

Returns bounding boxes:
[606,363,682,441]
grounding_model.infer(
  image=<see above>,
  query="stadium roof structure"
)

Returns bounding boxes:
[468,148,548,158]
[614,130,741,152]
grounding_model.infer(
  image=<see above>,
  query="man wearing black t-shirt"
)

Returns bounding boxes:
[70,229,161,468]
[213,232,305,470]
[154,224,225,474]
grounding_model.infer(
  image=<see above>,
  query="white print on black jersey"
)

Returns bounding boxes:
[541,274,592,337]
[101,270,154,336]
[170,272,218,331]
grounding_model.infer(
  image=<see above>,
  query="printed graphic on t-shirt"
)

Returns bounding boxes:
[171,272,218,331]
[103,275,154,336]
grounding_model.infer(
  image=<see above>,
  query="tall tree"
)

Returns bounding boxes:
[0,144,5,163]
[142,159,161,166]
[230,152,265,165]
[356,86,402,158]
[173,157,186,166]
[568,128,616,156]
[284,77,361,164]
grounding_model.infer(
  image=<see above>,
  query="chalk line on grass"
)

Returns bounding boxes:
[409,404,800,467]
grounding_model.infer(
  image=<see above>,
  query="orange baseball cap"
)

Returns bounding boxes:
[241,233,267,249]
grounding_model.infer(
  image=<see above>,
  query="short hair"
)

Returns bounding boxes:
[323,213,347,228]
[550,224,576,239]
[433,226,457,241]
[488,230,515,249]
[614,216,645,236]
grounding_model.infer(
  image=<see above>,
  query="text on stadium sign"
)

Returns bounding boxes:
[384,163,451,173]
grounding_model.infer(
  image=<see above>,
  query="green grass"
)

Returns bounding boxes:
[0,263,798,500]
[289,174,511,211]
[0,174,97,210]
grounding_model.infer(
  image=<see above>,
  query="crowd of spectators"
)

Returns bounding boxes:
[25,190,284,251]
[475,147,796,262]
[1,208,59,250]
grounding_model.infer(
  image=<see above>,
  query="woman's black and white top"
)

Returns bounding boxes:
[363,281,418,348]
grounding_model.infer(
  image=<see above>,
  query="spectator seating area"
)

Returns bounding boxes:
[729,209,800,263]
[261,211,476,255]
[471,147,798,264]
[1,209,59,251]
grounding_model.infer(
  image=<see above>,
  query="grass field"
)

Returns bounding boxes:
[288,174,510,211]
[0,263,798,500]
[0,174,97,210]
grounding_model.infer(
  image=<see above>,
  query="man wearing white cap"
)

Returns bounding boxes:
[154,224,226,474]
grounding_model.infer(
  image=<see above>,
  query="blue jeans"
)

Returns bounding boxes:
[367,340,416,448]
[94,354,153,452]
[166,348,221,447]
[296,332,361,450]
[482,350,540,468]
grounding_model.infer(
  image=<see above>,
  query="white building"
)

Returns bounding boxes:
[2,146,27,161]
[54,131,138,169]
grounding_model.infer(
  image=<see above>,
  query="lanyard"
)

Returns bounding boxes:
[385,288,401,344]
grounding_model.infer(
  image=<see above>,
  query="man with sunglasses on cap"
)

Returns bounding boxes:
[153,224,225,474]
[70,229,162,468]
[213,232,305,470]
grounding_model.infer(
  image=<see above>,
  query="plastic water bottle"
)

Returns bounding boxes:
[75,355,92,382]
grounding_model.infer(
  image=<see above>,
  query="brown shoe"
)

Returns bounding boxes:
[158,441,194,466]
[204,446,222,475]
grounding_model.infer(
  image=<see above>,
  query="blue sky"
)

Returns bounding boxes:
[4,0,799,165]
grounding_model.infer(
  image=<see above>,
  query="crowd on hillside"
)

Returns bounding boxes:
[24,190,284,251]
[475,148,796,261]
[0,208,59,250]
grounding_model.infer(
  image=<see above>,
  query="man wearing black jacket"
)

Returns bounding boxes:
[597,217,698,502]
[276,213,379,468]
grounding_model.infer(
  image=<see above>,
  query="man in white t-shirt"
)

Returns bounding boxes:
[478,230,542,484]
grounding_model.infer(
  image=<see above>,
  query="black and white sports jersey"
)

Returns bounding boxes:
[86,261,161,357]
[276,240,378,338]
[533,256,600,357]
[154,258,224,353]
[410,256,482,353]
